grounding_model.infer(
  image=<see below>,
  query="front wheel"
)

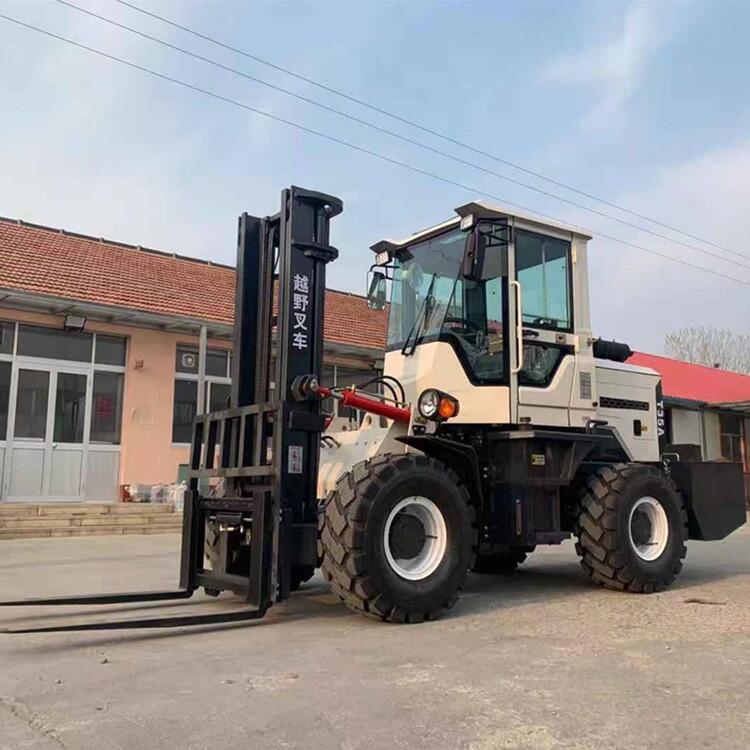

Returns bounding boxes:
[319,454,475,622]
[575,463,687,593]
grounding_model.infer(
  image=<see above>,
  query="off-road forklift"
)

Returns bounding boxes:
[2,186,745,632]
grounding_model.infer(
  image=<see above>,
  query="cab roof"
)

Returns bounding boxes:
[371,200,592,253]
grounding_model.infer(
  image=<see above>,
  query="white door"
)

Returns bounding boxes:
[5,363,89,501]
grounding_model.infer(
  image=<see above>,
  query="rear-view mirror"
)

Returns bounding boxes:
[367,269,387,310]
[462,223,508,281]
[462,230,483,281]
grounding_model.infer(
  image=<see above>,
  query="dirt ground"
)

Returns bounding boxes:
[1,523,749,750]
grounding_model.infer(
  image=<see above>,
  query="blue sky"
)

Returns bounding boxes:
[1,0,749,353]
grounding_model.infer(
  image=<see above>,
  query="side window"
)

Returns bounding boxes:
[469,276,507,383]
[515,231,572,331]
[518,345,564,387]
[172,380,197,444]
[443,275,507,385]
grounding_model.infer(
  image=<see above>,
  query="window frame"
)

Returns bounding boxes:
[0,321,126,446]
[517,341,573,389]
[16,323,93,363]
[89,369,125,445]
[436,273,511,387]
[172,344,232,446]
[514,228,574,334]
[719,413,743,463]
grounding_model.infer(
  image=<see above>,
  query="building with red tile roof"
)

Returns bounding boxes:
[0,216,387,502]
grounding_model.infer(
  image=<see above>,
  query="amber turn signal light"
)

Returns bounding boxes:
[438,397,458,420]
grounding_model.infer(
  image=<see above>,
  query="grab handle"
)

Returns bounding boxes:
[510,280,524,374]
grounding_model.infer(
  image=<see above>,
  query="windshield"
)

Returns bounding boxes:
[386,228,465,350]
[386,226,509,384]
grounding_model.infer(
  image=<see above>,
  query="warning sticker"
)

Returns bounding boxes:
[288,445,303,474]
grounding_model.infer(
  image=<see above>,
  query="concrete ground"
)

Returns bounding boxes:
[1,525,749,750]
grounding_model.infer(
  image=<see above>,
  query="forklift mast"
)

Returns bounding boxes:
[0,186,342,633]
[185,186,342,613]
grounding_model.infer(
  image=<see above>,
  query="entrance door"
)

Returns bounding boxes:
[5,364,89,501]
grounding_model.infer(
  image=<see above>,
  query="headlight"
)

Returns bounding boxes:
[418,389,440,419]
[418,389,459,421]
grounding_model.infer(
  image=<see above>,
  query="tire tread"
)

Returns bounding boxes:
[574,463,688,593]
[318,454,475,622]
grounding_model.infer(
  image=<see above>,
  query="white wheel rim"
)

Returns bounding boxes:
[628,496,669,561]
[383,496,447,581]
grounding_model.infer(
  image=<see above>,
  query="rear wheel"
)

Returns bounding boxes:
[472,547,534,575]
[575,463,687,593]
[319,454,475,622]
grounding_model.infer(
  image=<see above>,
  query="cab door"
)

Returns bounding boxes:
[511,228,577,427]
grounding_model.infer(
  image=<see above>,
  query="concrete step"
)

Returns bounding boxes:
[0,502,183,539]
[0,515,184,530]
[1,508,178,523]
[0,522,183,540]
[0,503,176,517]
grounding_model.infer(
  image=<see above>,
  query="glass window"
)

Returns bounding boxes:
[719,414,742,463]
[175,346,229,376]
[207,350,229,377]
[451,275,508,383]
[91,371,124,444]
[0,362,10,439]
[0,321,14,354]
[386,229,466,350]
[519,344,564,387]
[14,369,49,439]
[207,381,231,412]
[95,335,126,366]
[515,231,571,331]
[53,373,87,443]
[17,324,93,362]
[172,380,197,443]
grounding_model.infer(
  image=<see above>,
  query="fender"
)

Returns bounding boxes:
[398,435,485,508]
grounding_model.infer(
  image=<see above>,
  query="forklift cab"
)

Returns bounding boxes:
[369,202,597,428]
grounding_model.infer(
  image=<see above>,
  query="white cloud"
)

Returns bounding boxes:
[540,2,661,131]
[586,139,750,352]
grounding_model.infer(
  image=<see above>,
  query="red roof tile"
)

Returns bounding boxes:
[629,351,750,405]
[0,217,388,350]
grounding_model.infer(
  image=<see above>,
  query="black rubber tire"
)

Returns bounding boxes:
[472,547,534,575]
[318,453,476,622]
[575,463,688,593]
